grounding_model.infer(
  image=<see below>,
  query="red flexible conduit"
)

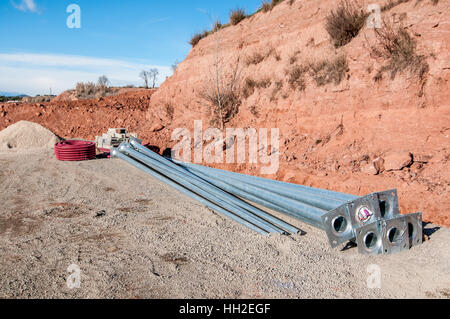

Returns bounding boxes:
[54,140,97,161]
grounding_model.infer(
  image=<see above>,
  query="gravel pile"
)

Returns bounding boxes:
[0,121,61,150]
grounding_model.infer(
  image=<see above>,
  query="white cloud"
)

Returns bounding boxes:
[0,53,172,96]
[11,0,39,13]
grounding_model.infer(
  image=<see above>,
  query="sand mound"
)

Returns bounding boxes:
[0,121,61,150]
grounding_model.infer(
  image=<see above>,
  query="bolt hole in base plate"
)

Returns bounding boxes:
[364,232,378,249]
[332,216,348,234]
[382,217,409,255]
[356,221,383,255]
[322,193,383,248]
[356,214,422,256]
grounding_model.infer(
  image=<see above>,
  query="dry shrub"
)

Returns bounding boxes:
[75,81,111,99]
[325,1,367,48]
[287,65,309,91]
[242,78,258,98]
[309,55,349,86]
[199,61,242,127]
[271,0,285,8]
[245,47,277,65]
[213,20,222,32]
[261,0,285,12]
[242,77,271,98]
[230,8,247,25]
[27,95,54,103]
[270,80,284,101]
[165,102,174,121]
[250,105,260,117]
[261,1,273,12]
[203,89,241,126]
[200,88,241,126]
[245,52,265,66]
[285,55,349,90]
[370,21,429,80]
[190,33,202,47]
[76,82,95,99]
[190,32,208,47]
[289,55,297,65]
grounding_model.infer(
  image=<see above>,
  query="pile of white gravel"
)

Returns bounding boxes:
[0,121,61,150]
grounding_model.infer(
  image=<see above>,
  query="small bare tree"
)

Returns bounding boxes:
[199,32,242,129]
[140,70,150,88]
[149,68,159,88]
[97,75,109,88]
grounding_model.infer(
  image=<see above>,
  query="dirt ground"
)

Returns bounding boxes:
[0,149,448,299]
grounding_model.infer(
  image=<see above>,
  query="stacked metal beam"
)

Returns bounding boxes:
[112,141,300,236]
[112,139,423,256]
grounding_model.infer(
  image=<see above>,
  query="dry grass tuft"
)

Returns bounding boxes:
[309,55,349,86]
[285,55,349,90]
[245,47,277,66]
[287,65,309,91]
[261,1,273,12]
[213,21,223,32]
[370,21,429,81]
[190,32,206,47]
[261,0,289,12]
[230,8,247,25]
[242,77,271,98]
[270,80,284,101]
[325,1,367,48]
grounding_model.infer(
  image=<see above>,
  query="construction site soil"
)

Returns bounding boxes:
[1,86,448,228]
[1,1,449,229]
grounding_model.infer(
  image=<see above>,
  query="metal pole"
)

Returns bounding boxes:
[129,140,300,234]
[179,167,311,223]
[173,161,358,203]
[176,163,328,230]
[118,145,287,234]
[173,160,347,211]
[111,149,270,236]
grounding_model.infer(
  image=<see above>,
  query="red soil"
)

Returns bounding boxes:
[0,90,155,141]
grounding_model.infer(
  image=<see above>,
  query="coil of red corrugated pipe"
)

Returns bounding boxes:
[54,140,97,161]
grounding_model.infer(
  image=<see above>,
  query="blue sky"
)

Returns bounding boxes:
[0,0,262,95]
